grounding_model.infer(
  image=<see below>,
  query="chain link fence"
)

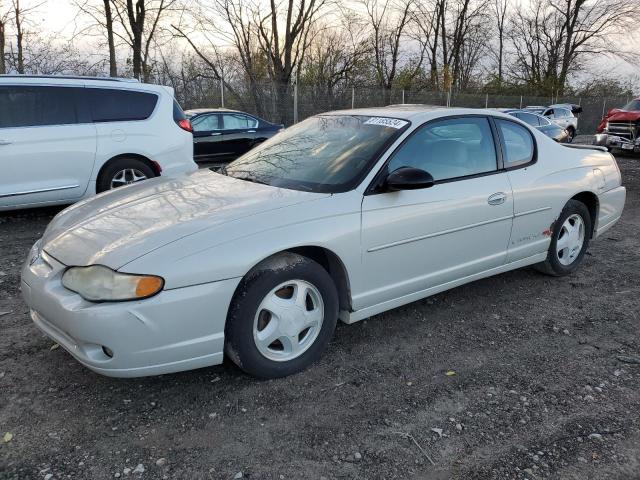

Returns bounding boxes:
[181,81,633,135]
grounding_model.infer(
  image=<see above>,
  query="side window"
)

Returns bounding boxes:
[387,117,498,182]
[558,108,571,119]
[515,112,540,127]
[191,114,220,132]
[496,119,535,166]
[222,113,258,130]
[0,85,78,128]
[85,88,158,122]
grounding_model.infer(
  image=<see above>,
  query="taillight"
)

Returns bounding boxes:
[177,119,193,132]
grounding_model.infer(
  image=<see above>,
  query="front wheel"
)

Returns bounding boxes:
[535,199,591,276]
[224,253,339,378]
[566,127,575,143]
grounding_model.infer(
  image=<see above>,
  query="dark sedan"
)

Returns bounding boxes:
[501,109,569,143]
[185,109,283,164]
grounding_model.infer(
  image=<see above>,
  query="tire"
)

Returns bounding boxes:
[535,199,592,276]
[224,252,339,378]
[566,127,575,143]
[96,157,156,193]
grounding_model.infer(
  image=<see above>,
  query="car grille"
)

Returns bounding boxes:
[607,121,639,140]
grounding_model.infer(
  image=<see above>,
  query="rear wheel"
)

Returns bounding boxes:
[566,126,575,143]
[535,199,591,276]
[225,253,339,378]
[96,157,156,193]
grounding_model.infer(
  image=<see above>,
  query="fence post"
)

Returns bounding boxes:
[519,95,523,109]
[602,97,607,117]
[402,89,405,104]
[293,81,298,124]
[485,93,488,109]
[351,87,355,109]
[220,79,225,108]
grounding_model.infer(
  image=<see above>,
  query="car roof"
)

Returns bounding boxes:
[0,74,173,95]
[322,105,518,123]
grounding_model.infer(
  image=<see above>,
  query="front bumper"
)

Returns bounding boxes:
[594,133,640,152]
[21,246,241,377]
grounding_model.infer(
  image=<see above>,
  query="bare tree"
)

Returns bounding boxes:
[74,0,118,76]
[110,0,174,80]
[13,0,23,73]
[361,0,424,100]
[0,3,9,74]
[493,0,507,85]
[255,0,327,123]
[509,0,639,94]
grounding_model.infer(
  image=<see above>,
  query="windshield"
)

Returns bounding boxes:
[223,114,409,193]
[622,99,640,111]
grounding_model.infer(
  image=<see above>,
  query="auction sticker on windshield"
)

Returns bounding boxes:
[364,117,409,129]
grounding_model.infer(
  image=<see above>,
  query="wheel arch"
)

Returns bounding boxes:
[95,153,161,191]
[241,246,353,315]
[570,191,599,237]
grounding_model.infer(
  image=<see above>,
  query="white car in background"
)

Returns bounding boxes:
[525,104,580,142]
[21,107,626,379]
[0,75,197,210]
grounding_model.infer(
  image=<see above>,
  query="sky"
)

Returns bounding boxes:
[10,0,640,89]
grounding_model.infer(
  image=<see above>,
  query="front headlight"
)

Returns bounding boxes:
[62,265,164,302]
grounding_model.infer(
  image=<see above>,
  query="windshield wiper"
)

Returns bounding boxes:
[234,175,269,186]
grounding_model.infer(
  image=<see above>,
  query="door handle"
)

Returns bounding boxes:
[0,140,12,145]
[247,130,256,133]
[210,132,222,136]
[488,192,507,205]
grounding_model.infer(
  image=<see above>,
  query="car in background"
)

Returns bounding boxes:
[500,109,569,143]
[524,104,579,142]
[186,108,283,164]
[0,75,196,211]
[594,98,640,153]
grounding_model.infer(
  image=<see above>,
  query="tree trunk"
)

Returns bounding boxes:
[126,0,145,80]
[15,0,24,73]
[104,0,117,76]
[0,19,6,74]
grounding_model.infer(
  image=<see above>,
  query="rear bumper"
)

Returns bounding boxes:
[595,186,626,238]
[21,246,240,377]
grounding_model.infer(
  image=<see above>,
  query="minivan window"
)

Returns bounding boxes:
[85,88,158,122]
[0,85,78,128]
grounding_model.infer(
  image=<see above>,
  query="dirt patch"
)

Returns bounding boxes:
[1,156,639,479]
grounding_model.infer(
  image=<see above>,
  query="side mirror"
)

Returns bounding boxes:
[385,167,435,191]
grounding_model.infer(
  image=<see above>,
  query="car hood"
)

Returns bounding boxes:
[605,110,640,122]
[42,170,327,269]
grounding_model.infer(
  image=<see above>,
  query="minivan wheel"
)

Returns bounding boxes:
[566,127,575,143]
[535,199,591,276]
[96,158,156,193]
[225,252,339,378]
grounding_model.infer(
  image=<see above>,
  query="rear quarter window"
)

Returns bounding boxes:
[496,119,535,167]
[85,88,158,122]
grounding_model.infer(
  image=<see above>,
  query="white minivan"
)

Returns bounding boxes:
[0,75,197,210]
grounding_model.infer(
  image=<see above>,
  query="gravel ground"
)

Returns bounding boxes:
[1,154,639,480]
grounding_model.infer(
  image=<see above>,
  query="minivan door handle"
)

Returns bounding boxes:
[488,192,507,205]
[247,130,256,133]
[210,132,222,136]
[0,140,12,145]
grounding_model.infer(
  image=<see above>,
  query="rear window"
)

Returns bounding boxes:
[85,88,158,122]
[0,85,79,128]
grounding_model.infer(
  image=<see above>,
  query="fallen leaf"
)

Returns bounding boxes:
[431,428,443,437]
[3,432,13,443]
[50,344,59,351]
[445,370,456,376]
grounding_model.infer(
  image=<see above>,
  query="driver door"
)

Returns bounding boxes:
[191,113,230,162]
[357,116,514,310]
